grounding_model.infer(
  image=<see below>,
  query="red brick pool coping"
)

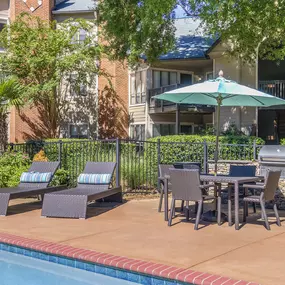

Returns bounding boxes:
[0,232,259,285]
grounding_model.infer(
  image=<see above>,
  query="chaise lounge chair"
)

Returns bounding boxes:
[0,161,63,216]
[41,162,122,219]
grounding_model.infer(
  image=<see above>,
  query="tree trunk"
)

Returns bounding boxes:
[0,112,8,153]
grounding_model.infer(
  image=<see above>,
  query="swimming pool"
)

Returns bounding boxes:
[0,250,139,285]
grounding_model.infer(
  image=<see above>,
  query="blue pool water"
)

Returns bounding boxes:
[0,250,139,285]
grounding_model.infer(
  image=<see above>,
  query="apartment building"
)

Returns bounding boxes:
[1,2,285,143]
[1,0,129,142]
[129,17,285,143]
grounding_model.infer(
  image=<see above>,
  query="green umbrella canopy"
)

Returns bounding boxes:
[153,76,285,107]
[154,72,285,174]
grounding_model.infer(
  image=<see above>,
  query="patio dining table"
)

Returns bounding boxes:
[161,174,261,230]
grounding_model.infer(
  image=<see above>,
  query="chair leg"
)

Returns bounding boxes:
[245,200,249,217]
[273,203,281,227]
[260,200,270,230]
[186,201,190,221]
[252,202,256,213]
[168,199,175,227]
[158,189,164,212]
[181,200,184,212]
[194,201,198,214]
[217,196,221,226]
[243,201,247,223]
[172,200,176,218]
[194,201,203,230]
[228,187,232,226]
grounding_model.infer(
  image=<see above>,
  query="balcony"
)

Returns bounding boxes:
[148,84,214,114]
[258,80,285,100]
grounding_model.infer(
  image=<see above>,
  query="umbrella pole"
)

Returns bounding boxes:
[214,96,222,175]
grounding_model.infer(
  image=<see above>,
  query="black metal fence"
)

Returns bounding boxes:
[9,139,263,193]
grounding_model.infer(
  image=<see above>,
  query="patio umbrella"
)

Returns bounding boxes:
[153,71,285,174]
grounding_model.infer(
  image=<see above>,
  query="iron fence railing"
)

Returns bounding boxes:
[8,139,263,193]
[259,80,285,99]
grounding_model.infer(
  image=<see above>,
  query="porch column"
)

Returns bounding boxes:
[176,104,180,135]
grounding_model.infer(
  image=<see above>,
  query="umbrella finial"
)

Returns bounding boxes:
[218,70,224,77]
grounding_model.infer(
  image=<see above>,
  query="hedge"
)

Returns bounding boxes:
[143,135,265,187]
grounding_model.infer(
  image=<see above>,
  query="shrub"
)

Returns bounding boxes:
[144,135,265,187]
[280,139,285,145]
[49,168,69,186]
[0,151,31,187]
[33,149,48,161]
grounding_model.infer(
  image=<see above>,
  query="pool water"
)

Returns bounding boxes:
[0,250,139,285]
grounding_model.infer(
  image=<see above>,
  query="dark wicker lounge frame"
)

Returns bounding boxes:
[0,161,63,216]
[41,162,122,219]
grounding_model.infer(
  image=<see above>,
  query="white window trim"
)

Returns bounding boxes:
[151,121,201,135]
[128,72,147,107]
[205,71,214,80]
[68,122,89,138]
[150,68,194,87]
[129,122,146,140]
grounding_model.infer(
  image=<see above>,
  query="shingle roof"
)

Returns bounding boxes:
[159,17,216,60]
[53,0,95,14]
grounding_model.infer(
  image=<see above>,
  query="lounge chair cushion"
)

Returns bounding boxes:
[77,173,111,185]
[20,172,53,183]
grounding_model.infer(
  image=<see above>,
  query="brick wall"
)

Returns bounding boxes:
[8,0,130,142]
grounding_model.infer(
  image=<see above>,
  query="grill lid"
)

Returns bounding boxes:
[258,145,285,161]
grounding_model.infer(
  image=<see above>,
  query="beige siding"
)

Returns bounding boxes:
[241,107,256,135]
[129,105,146,123]
[210,45,257,133]
[0,0,9,20]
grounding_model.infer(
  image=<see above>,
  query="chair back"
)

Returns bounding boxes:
[159,164,172,178]
[77,162,117,190]
[173,162,201,172]
[169,169,202,201]
[264,170,281,201]
[19,161,60,188]
[229,165,256,177]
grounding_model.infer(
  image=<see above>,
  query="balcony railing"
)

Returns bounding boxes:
[258,80,285,99]
[149,84,187,109]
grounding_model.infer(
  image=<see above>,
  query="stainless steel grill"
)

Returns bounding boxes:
[258,145,285,178]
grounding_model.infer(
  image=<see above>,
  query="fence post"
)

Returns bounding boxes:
[157,139,161,190]
[58,140,63,167]
[9,143,14,151]
[253,139,257,160]
[203,140,208,174]
[116,138,121,187]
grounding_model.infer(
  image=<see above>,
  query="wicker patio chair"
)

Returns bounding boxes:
[158,164,172,212]
[168,169,220,230]
[243,170,281,230]
[0,161,62,216]
[41,162,122,219]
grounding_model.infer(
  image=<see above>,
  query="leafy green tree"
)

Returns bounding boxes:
[0,76,23,151]
[0,13,102,138]
[97,0,285,64]
[96,0,177,66]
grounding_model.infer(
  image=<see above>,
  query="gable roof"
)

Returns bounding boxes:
[159,17,216,60]
[53,0,95,14]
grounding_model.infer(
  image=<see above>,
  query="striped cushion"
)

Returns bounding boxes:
[77,173,111,184]
[20,172,52,183]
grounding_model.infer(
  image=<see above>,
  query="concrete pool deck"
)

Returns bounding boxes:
[0,198,284,285]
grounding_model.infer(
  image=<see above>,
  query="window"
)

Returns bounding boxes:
[71,28,87,44]
[130,124,145,141]
[69,74,87,96]
[152,70,178,88]
[153,124,175,137]
[206,72,213,80]
[130,71,146,105]
[69,124,89,139]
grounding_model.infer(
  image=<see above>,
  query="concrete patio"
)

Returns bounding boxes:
[0,198,284,285]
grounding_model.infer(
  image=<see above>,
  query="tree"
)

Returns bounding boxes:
[97,0,285,64]
[0,13,102,138]
[96,0,177,67]
[0,76,23,151]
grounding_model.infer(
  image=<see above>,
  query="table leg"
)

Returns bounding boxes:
[234,181,239,230]
[228,186,232,226]
[164,178,169,221]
